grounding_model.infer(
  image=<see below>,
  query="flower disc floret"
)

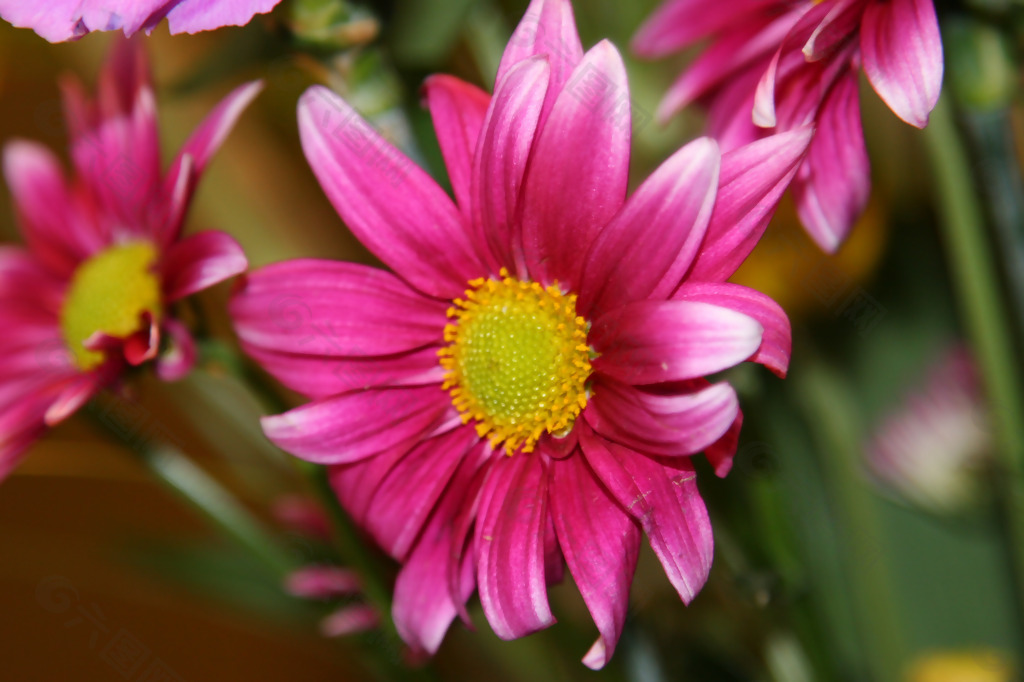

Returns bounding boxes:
[439,269,592,454]
[60,242,162,369]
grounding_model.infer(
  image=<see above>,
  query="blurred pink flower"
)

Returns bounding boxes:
[867,346,990,513]
[231,0,808,668]
[0,0,281,42]
[634,0,943,252]
[0,38,257,480]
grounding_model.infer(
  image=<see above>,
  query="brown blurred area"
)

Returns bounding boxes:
[0,16,380,681]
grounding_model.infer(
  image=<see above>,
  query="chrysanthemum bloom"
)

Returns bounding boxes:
[232,0,809,668]
[0,0,281,42]
[634,0,943,251]
[0,38,258,479]
[867,347,990,514]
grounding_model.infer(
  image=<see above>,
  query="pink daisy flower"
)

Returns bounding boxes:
[0,0,281,42]
[0,38,258,480]
[231,0,809,668]
[634,0,943,251]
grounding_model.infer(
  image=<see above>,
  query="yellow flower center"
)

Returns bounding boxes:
[60,242,162,370]
[439,269,592,454]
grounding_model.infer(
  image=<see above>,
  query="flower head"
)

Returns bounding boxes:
[0,37,258,480]
[0,0,281,42]
[232,0,809,668]
[634,0,943,251]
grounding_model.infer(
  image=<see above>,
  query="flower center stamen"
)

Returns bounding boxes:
[60,242,162,370]
[439,269,592,454]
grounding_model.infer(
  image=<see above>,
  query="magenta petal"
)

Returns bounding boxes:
[672,282,792,378]
[243,345,445,400]
[160,80,263,242]
[162,230,248,302]
[631,0,782,57]
[591,300,763,385]
[230,259,447,357]
[155,318,197,382]
[392,439,487,654]
[162,0,281,34]
[579,137,719,315]
[704,411,743,478]
[298,87,485,299]
[550,452,640,670]
[861,0,943,128]
[688,127,813,282]
[422,75,491,218]
[43,371,103,426]
[585,378,739,457]
[580,429,714,605]
[496,0,583,120]
[261,385,453,464]
[0,247,66,315]
[365,426,480,560]
[793,69,869,252]
[519,41,631,288]
[2,141,98,275]
[285,566,361,599]
[473,57,551,274]
[803,0,863,61]
[476,453,555,639]
[122,312,160,366]
[0,0,164,41]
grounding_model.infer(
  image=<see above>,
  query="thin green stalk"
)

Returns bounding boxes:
[923,94,1024,625]
[794,358,905,682]
[88,400,298,580]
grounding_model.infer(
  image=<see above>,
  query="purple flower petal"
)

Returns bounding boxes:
[161,231,248,302]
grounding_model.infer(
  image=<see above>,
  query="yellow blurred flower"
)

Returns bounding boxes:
[907,650,1016,682]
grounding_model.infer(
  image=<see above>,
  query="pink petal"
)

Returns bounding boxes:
[584,378,739,457]
[2,141,98,275]
[297,86,486,299]
[364,426,480,560]
[590,300,764,385]
[472,57,551,275]
[243,344,445,400]
[861,0,943,128]
[392,440,488,654]
[579,137,719,316]
[704,411,743,478]
[155,318,197,382]
[43,371,104,426]
[230,259,447,357]
[70,87,162,238]
[687,127,813,282]
[549,451,640,670]
[476,453,555,639]
[0,247,66,314]
[122,311,160,366]
[422,75,491,218]
[496,0,583,123]
[631,0,783,58]
[672,282,792,378]
[519,41,631,289]
[285,566,362,599]
[161,231,248,302]
[792,69,869,252]
[261,385,452,465]
[0,0,165,41]
[655,10,803,122]
[159,80,263,242]
[320,605,378,637]
[162,0,281,34]
[803,0,863,61]
[580,429,714,604]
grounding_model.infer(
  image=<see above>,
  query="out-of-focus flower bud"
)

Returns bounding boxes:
[288,0,379,51]
[866,346,991,514]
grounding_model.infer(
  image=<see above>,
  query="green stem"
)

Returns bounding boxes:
[794,358,905,682]
[88,397,298,580]
[923,94,1024,624]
